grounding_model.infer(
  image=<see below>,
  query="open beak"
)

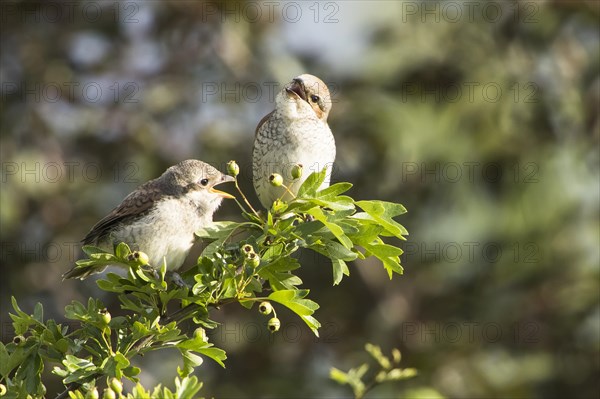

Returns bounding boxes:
[285,78,307,102]
[209,175,235,199]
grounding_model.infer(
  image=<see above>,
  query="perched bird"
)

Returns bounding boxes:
[253,74,336,208]
[63,160,234,279]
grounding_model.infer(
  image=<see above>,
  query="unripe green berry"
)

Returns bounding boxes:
[227,160,239,177]
[245,252,260,268]
[85,388,99,399]
[291,164,303,179]
[241,244,254,254]
[102,388,116,399]
[109,378,123,395]
[127,251,149,266]
[99,309,111,325]
[258,301,273,315]
[269,173,283,187]
[267,317,281,333]
[13,335,25,345]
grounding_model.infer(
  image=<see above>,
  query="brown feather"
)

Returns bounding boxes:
[82,182,168,244]
[255,110,274,137]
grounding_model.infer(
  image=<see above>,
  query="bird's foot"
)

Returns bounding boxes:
[151,268,160,280]
[167,271,189,289]
[301,213,315,222]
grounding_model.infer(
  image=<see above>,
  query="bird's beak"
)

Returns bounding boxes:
[210,175,235,199]
[285,78,307,102]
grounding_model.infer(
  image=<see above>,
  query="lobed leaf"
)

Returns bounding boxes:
[297,169,328,197]
[268,290,321,336]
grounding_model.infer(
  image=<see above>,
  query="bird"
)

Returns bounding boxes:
[252,74,336,208]
[63,159,234,279]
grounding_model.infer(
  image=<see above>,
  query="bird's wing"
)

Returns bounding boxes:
[82,183,166,245]
[255,111,274,137]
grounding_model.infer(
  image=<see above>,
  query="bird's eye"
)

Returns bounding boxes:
[310,95,320,103]
[200,178,209,186]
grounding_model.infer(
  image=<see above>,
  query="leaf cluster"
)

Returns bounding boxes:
[1,170,408,397]
[330,343,417,399]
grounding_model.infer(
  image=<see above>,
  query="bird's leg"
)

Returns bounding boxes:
[139,264,160,280]
[167,271,188,289]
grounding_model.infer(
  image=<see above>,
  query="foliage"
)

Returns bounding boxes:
[2,2,598,397]
[1,170,408,398]
[330,343,418,399]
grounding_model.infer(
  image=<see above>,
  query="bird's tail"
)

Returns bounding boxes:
[62,265,107,280]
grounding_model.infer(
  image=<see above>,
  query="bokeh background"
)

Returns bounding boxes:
[1,0,599,397]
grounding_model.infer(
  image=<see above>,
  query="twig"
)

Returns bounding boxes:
[234,179,261,220]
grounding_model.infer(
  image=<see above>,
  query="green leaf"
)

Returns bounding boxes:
[363,243,404,258]
[73,248,122,271]
[317,182,353,198]
[54,338,70,354]
[178,351,202,377]
[294,220,326,236]
[298,169,327,197]
[332,259,350,286]
[195,221,238,240]
[123,365,141,379]
[381,257,403,278]
[6,346,29,380]
[259,267,303,291]
[96,273,129,293]
[16,350,44,395]
[63,354,95,372]
[299,315,322,336]
[64,301,85,321]
[384,367,418,380]
[62,355,98,384]
[308,241,355,285]
[262,242,283,260]
[10,299,42,335]
[330,364,369,397]
[101,352,130,378]
[337,220,361,236]
[304,197,355,211]
[348,224,385,247]
[81,245,108,256]
[0,342,10,378]
[307,207,352,249]
[330,367,349,384]
[355,200,408,239]
[196,222,239,257]
[258,257,302,291]
[115,242,132,259]
[177,333,227,369]
[362,242,404,278]
[325,241,358,261]
[195,347,227,368]
[268,290,321,336]
[174,376,203,398]
[199,238,226,259]
[33,302,43,323]
[356,200,407,218]
[365,343,392,370]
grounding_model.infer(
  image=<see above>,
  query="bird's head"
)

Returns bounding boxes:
[165,160,235,210]
[277,74,332,122]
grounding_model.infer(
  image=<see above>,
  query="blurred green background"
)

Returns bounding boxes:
[1,0,598,397]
